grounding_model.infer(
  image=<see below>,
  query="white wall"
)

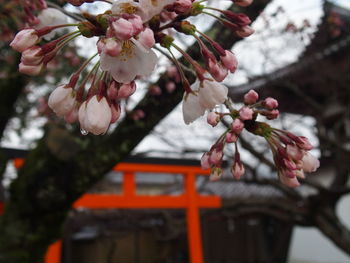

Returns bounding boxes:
[288,194,350,263]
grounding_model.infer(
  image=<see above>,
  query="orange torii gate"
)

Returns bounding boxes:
[7,158,222,263]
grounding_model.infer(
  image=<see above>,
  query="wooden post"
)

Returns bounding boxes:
[45,241,62,263]
[185,172,204,263]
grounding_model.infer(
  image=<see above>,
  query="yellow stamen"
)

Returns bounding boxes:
[120,3,137,14]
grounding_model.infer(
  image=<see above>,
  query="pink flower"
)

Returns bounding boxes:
[207,112,220,127]
[64,106,79,124]
[220,50,238,73]
[48,85,76,117]
[244,89,258,105]
[302,152,320,173]
[264,97,279,109]
[197,78,228,110]
[182,91,206,124]
[79,96,112,135]
[10,29,39,52]
[100,38,158,83]
[139,0,177,22]
[239,106,253,121]
[231,119,244,134]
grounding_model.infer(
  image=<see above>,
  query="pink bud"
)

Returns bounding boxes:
[302,152,320,173]
[234,0,254,7]
[208,59,228,82]
[279,174,300,188]
[138,28,155,49]
[231,162,245,180]
[166,81,176,93]
[226,132,238,143]
[149,85,162,96]
[107,81,119,100]
[220,50,238,73]
[48,85,76,117]
[236,26,255,37]
[21,46,43,65]
[129,15,143,35]
[112,18,134,40]
[10,29,39,52]
[19,62,43,76]
[207,112,220,127]
[266,109,279,120]
[201,152,211,170]
[209,168,223,181]
[239,106,254,121]
[283,159,297,170]
[173,0,193,13]
[110,104,121,123]
[117,82,136,98]
[244,89,258,105]
[105,38,122,57]
[64,106,79,123]
[209,148,223,166]
[286,144,304,161]
[231,118,244,134]
[264,97,279,109]
[295,136,313,151]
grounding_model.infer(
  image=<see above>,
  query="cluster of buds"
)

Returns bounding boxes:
[9,0,319,186]
[10,0,255,135]
[201,89,319,187]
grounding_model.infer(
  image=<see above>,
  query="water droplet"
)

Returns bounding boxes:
[80,129,89,136]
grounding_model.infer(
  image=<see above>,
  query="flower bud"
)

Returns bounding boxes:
[207,112,220,127]
[231,161,245,180]
[118,82,137,98]
[220,50,238,73]
[19,62,43,76]
[226,132,238,143]
[244,90,258,105]
[236,25,254,37]
[110,104,121,123]
[138,28,155,49]
[302,153,320,173]
[201,152,211,170]
[48,85,76,117]
[263,97,279,109]
[112,18,134,40]
[231,119,244,134]
[21,46,43,65]
[10,29,39,52]
[239,106,254,121]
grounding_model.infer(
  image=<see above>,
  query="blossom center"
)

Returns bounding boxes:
[120,3,137,14]
[119,40,135,61]
[151,0,158,7]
